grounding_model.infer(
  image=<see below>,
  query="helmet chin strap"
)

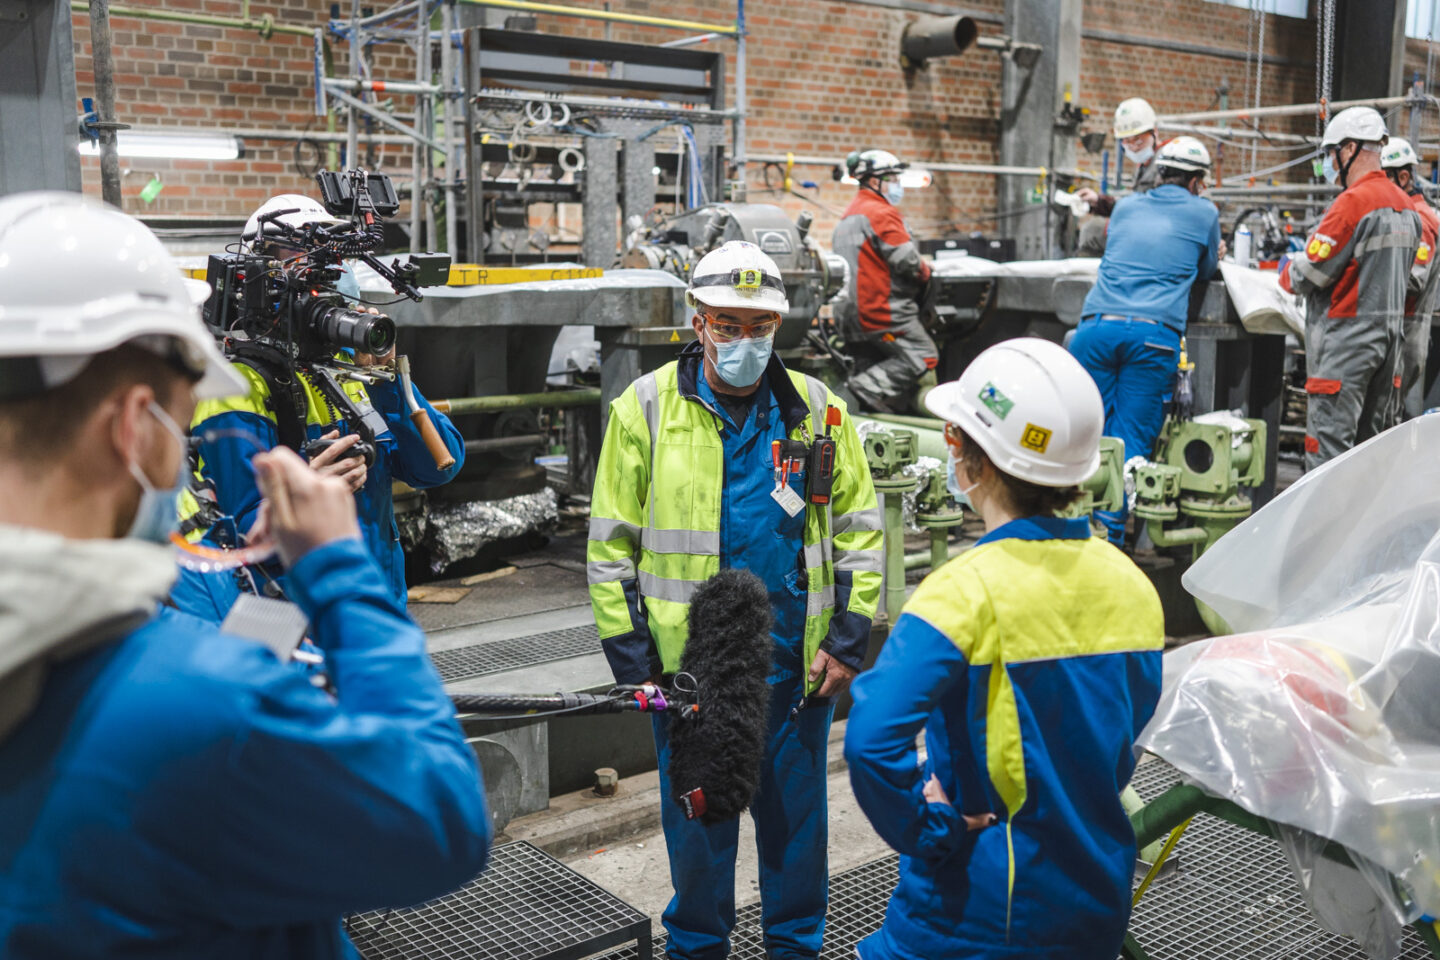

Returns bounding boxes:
[1338,142,1362,190]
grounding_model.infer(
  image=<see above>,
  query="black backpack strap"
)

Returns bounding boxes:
[227,342,309,452]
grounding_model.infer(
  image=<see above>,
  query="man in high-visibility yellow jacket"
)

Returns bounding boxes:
[588,240,883,960]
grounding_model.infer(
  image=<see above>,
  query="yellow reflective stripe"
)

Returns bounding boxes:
[642,527,720,555]
[587,558,635,583]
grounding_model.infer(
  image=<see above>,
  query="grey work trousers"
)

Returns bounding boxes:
[1401,315,1432,419]
[1304,312,1401,470]
[841,315,937,411]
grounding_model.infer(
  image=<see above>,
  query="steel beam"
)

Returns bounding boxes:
[998,0,1081,260]
[0,0,81,196]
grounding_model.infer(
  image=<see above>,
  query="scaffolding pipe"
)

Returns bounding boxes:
[410,8,426,255]
[70,0,315,37]
[1208,184,1339,196]
[746,152,1050,177]
[328,87,443,150]
[324,77,442,95]
[87,0,123,208]
[1160,95,1410,125]
[442,0,459,258]
[662,32,723,47]
[455,0,739,34]
[734,0,747,191]
[347,0,360,167]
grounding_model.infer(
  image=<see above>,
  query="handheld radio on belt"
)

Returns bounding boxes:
[806,406,842,505]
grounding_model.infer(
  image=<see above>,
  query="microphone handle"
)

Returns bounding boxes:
[450,692,635,715]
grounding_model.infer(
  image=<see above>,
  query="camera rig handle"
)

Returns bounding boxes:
[396,355,456,471]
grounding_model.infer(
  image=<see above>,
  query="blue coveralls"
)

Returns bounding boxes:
[0,539,491,959]
[170,366,464,620]
[1069,183,1220,544]
[844,517,1164,960]
[650,369,833,960]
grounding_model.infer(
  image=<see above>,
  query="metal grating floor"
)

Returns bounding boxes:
[600,761,1435,960]
[348,841,650,960]
[430,624,600,684]
[1126,760,1435,960]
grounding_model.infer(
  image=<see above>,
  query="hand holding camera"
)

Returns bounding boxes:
[249,446,361,568]
[304,430,370,492]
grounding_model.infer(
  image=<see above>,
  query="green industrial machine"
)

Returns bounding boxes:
[1058,436,1126,534]
[863,428,922,623]
[1133,413,1268,634]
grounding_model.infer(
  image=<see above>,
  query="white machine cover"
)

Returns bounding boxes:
[1138,416,1440,946]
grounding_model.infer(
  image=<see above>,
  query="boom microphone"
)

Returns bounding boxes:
[667,569,773,824]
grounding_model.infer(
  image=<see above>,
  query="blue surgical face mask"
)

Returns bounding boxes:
[125,402,190,544]
[1321,152,1340,185]
[711,333,773,387]
[884,181,905,205]
[946,450,979,510]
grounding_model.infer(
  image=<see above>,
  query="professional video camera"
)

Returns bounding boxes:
[199,170,456,469]
[202,170,449,360]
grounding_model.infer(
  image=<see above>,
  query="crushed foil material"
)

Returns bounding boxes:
[400,487,559,573]
[901,457,942,533]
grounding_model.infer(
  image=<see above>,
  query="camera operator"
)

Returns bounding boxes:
[171,193,465,621]
[0,192,490,958]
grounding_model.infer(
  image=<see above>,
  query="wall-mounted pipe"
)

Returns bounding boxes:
[1160,95,1410,125]
[456,0,739,35]
[69,0,314,38]
[899,15,979,67]
[432,389,602,415]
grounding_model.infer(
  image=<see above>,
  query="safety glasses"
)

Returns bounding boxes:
[702,314,781,343]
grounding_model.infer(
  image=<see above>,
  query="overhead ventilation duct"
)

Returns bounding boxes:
[899,15,1042,71]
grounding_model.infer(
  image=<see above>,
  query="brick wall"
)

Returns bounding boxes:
[73,0,1323,247]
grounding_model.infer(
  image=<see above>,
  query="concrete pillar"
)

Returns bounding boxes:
[0,0,81,196]
[998,0,1081,260]
[581,138,619,268]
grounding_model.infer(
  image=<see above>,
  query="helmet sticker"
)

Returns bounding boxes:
[1020,423,1053,454]
[978,382,1014,420]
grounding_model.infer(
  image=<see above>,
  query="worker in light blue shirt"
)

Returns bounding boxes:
[1070,136,1221,545]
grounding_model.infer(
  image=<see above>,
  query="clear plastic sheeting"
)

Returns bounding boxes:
[1218,260,1305,337]
[1138,417,1440,954]
[401,488,559,574]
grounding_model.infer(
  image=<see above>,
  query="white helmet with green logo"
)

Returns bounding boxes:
[925,338,1103,486]
[1156,136,1212,174]
[1382,136,1419,170]
[1114,98,1157,139]
[686,241,790,313]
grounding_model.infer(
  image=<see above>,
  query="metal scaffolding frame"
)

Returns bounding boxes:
[320,0,747,261]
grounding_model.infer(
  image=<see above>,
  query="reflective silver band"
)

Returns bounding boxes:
[587,558,636,584]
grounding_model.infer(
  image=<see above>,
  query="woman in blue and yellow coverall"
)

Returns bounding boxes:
[845,338,1165,960]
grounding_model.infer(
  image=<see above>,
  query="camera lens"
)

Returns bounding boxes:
[308,303,396,355]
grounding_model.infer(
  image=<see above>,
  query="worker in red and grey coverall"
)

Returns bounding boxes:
[832,149,936,414]
[1380,136,1440,419]
[1280,107,1421,469]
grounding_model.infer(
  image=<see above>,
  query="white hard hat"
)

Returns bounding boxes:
[1381,136,1419,169]
[846,149,908,181]
[1321,107,1388,149]
[0,192,245,400]
[242,193,344,248]
[686,241,790,313]
[1156,136,1212,173]
[925,338,1103,487]
[1114,98,1157,139]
